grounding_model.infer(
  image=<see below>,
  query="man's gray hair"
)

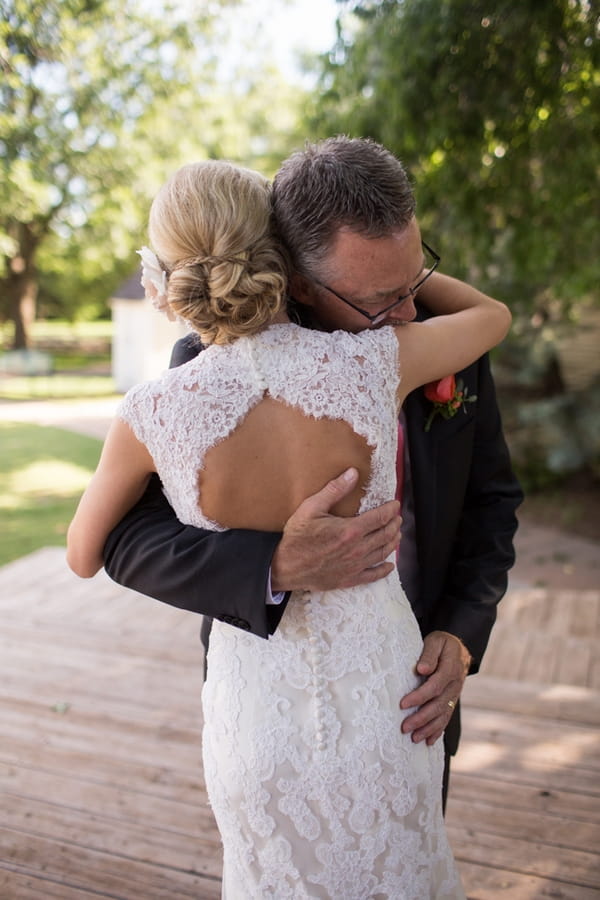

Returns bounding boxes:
[272,135,416,277]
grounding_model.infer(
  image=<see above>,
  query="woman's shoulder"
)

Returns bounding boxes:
[328,324,399,362]
[118,355,202,408]
[257,324,399,393]
[260,321,396,351]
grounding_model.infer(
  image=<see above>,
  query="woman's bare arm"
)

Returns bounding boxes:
[394,272,511,400]
[67,419,155,578]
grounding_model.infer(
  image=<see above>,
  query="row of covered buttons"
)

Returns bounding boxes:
[307,594,329,753]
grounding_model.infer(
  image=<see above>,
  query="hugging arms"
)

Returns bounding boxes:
[101,281,521,748]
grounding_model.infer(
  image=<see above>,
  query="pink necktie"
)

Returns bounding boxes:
[396,422,404,508]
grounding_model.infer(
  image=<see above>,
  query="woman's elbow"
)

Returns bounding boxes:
[66,550,101,579]
[66,530,102,578]
[494,299,512,342]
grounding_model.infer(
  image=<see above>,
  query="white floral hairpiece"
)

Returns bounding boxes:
[137,246,178,322]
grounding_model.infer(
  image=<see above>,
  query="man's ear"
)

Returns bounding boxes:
[289,272,318,307]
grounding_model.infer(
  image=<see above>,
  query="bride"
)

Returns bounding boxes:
[67,157,510,899]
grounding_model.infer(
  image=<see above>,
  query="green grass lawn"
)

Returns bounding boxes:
[0,421,101,567]
[1,319,113,345]
[0,318,114,399]
[0,373,117,400]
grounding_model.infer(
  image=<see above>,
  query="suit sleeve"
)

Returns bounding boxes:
[430,355,523,671]
[102,334,290,638]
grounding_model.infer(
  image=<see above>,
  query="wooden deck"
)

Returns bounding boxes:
[1,548,599,899]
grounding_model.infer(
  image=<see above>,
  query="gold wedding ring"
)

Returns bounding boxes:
[447,700,456,710]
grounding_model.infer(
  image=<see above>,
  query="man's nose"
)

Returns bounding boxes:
[380,296,417,325]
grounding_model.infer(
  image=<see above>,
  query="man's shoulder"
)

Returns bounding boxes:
[170,332,204,368]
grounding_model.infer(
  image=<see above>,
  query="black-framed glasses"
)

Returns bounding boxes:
[310,241,440,325]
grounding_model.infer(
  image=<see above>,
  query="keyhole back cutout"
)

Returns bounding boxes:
[199,394,373,531]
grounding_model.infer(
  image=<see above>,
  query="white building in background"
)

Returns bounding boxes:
[110,272,189,392]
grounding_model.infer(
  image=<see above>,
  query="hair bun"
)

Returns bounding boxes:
[170,254,251,274]
[148,161,288,344]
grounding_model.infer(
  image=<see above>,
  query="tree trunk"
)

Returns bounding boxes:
[8,274,38,349]
[5,224,40,350]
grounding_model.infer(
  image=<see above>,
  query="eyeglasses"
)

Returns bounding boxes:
[310,241,441,325]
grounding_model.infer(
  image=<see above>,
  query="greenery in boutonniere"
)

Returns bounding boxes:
[424,375,477,432]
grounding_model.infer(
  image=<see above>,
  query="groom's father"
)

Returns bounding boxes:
[104,137,522,803]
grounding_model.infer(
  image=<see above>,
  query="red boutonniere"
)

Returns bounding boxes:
[423,375,477,432]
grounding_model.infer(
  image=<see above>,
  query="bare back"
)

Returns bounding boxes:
[201,396,372,529]
[117,323,401,534]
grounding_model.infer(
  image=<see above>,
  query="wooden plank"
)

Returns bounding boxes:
[0,549,203,634]
[0,868,104,899]
[495,587,533,622]
[591,657,600,691]
[494,587,600,639]
[0,624,193,668]
[449,771,600,824]
[0,617,203,667]
[519,632,565,684]
[453,746,598,795]
[569,590,600,639]
[0,829,220,899]
[0,654,203,717]
[546,589,576,639]
[511,587,550,630]
[0,738,204,805]
[554,635,594,688]
[447,825,600,889]
[0,548,67,591]
[0,762,213,835]
[462,674,600,727]
[461,708,600,771]
[457,859,600,900]
[507,625,597,687]
[447,797,600,855]
[0,673,202,732]
[1,795,221,878]
[0,646,204,714]
[0,711,203,779]
[478,623,530,680]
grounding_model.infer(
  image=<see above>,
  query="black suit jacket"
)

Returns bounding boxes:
[104,324,522,752]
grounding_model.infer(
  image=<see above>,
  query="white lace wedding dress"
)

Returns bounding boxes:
[118,323,465,900]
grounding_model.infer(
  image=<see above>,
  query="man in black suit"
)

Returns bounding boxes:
[104,137,522,803]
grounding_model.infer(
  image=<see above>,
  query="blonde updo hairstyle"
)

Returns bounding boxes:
[149,161,288,344]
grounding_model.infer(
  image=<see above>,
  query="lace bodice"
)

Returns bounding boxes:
[118,323,401,531]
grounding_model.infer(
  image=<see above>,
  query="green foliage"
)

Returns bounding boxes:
[311,0,599,312]
[0,0,218,337]
[0,421,102,565]
[0,0,307,343]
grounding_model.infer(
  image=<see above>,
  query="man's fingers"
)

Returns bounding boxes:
[415,644,442,677]
[358,512,402,562]
[272,476,401,593]
[401,671,463,711]
[354,498,402,537]
[337,561,396,588]
[295,467,359,517]
[402,695,457,743]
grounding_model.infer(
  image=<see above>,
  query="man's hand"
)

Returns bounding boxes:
[399,631,472,746]
[271,468,401,593]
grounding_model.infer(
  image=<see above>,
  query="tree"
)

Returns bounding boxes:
[0,0,243,347]
[311,0,599,312]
